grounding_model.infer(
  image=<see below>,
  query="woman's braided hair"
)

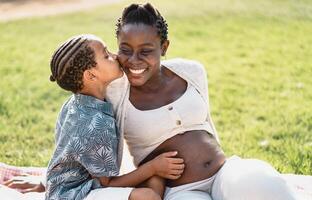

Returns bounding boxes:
[49,35,97,93]
[116,3,168,44]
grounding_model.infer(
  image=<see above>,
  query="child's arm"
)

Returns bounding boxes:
[97,151,184,188]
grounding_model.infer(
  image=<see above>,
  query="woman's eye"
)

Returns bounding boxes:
[140,50,153,56]
[120,48,132,55]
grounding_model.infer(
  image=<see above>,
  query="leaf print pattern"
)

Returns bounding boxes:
[45,94,119,200]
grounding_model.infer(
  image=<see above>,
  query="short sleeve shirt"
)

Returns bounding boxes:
[45,94,119,200]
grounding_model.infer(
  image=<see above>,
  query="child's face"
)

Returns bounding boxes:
[89,40,123,85]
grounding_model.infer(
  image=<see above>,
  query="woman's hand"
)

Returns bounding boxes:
[149,151,184,180]
[3,174,45,193]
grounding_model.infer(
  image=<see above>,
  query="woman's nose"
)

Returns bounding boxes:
[129,53,139,63]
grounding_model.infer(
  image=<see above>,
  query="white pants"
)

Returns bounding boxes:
[0,185,44,200]
[84,187,133,200]
[165,156,300,200]
[0,184,132,200]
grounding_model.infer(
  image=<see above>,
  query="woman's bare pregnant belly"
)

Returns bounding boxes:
[140,130,226,187]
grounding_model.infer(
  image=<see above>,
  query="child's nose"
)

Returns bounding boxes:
[110,53,117,60]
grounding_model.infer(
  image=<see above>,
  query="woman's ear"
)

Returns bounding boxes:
[161,40,170,56]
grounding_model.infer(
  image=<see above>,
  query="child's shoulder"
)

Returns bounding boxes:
[56,94,117,139]
[56,95,77,122]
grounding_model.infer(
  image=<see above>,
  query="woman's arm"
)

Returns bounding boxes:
[97,151,184,187]
[3,175,45,193]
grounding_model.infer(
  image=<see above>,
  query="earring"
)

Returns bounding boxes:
[161,50,166,56]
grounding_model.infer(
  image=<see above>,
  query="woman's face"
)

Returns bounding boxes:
[117,23,168,87]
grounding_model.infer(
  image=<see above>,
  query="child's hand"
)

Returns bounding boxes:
[149,151,184,180]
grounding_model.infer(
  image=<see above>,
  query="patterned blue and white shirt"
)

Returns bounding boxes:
[45,94,119,200]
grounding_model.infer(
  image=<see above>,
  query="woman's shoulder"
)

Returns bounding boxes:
[161,58,207,80]
[161,58,206,74]
[106,74,129,112]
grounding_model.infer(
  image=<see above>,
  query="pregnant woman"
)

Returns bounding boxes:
[106,3,299,200]
[1,3,301,200]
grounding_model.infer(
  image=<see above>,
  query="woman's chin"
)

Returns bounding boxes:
[126,74,146,87]
[128,77,147,87]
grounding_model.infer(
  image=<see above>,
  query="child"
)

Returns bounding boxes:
[46,34,184,200]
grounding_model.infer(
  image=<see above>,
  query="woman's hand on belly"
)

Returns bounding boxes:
[140,130,226,187]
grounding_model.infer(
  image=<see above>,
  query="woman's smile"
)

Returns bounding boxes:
[129,68,147,75]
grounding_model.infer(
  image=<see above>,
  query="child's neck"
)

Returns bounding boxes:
[80,85,107,101]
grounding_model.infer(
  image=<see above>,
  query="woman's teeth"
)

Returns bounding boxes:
[129,68,146,74]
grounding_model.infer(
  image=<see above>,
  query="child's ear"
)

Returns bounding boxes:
[83,69,96,81]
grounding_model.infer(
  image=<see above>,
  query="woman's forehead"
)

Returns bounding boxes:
[118,23,161,46]
[119,23,158,38]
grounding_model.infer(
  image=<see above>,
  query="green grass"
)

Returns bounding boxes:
[0,0,311,175]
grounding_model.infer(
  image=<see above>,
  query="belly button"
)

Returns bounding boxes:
[205,161,212,167]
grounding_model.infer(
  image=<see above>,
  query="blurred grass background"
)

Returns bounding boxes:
[0,0,311,174]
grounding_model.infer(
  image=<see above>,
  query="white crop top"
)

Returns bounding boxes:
[124,84,214,166]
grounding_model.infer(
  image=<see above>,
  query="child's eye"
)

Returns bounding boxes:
[103,48,110,59]
[104,54,109,59]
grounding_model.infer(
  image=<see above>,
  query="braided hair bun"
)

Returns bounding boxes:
[116,3,168,44]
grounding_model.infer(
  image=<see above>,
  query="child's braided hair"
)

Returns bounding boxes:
[49,35,98,93]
